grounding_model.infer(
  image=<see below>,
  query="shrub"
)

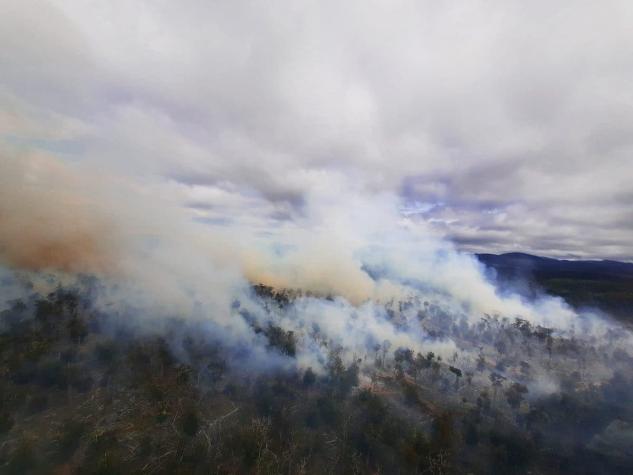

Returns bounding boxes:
[56,419,88,461]
[0,412,14,434]
[26,394,48,414]
[6,439,36,475]
[180,409,200,437]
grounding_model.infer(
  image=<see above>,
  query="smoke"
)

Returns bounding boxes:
[0,148,631,389]
[0,150,119,274]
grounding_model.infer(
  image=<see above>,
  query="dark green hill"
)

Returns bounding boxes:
[477,253,633,322]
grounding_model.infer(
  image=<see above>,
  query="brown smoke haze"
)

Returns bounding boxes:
[0,149,119,275]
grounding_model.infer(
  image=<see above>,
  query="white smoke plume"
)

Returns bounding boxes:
[1,148,629,388]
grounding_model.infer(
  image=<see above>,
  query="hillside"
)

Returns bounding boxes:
[1,279,633,474]
[477,253,633,322]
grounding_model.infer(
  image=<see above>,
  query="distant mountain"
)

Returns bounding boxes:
[476,252,633,321]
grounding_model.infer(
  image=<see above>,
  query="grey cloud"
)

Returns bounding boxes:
[1,0,632,259]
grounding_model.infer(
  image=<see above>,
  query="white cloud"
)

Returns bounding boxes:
[1,0,632,259]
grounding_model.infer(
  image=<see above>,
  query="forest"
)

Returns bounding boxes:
[1,274,632,474]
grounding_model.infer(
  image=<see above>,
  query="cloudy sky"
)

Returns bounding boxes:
[2,0,633,261]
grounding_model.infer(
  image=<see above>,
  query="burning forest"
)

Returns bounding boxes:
[1,260,633,473]
[2,1,633,473]
[1,161,633,473]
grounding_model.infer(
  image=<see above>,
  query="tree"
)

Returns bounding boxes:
[477,352,486,372]
[489,372,505,402]
[431,411,455,467]
[431,360,441,382]
[303,367,316,386]
[265,324,296,356]
[394,347,414,368]
[67,316,87,344]
[477,391,491,414]
[520,361,531,379]
[449,366,462,390]
[505,383,528,410]
[495,339,507,355]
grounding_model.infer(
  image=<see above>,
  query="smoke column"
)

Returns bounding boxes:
[2,148,629,385]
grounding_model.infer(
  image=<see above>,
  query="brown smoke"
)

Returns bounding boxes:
[0,149,119,274]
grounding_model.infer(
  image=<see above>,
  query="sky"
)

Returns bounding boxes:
[1,0,633,261]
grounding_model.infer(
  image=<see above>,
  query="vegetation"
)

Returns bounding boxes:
[477,253,633,322]
[0,284,632,474]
